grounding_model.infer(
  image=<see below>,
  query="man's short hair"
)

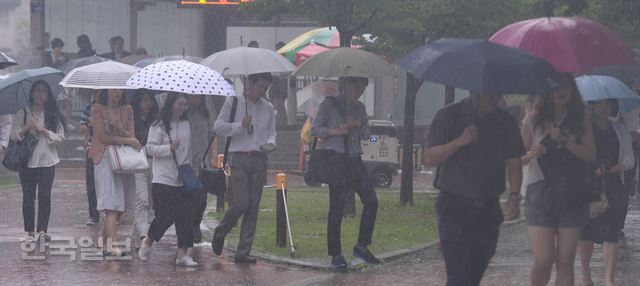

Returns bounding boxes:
[51,38,64,49]
[110,36,124,45]
[248,72,272,85]
[346,77,369,86]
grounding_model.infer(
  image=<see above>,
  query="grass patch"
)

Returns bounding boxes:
[210,188,437,260]
[0,175,19,190]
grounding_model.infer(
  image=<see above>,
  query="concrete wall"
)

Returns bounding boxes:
[44,0,206,58]
[0,0,31,74]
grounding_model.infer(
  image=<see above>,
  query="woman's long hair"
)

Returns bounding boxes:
[131,89,159,121]
[96,89,128,106]
[153,93,188,133]
[28,80,66,133]
[534,74,586,137]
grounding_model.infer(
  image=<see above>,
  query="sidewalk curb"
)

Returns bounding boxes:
[202,200,527,271]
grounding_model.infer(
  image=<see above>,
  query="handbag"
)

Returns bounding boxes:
[2,109,38,172]
[199,97,238,196]
[305,97,348,185]
[107,145,150,173]
[168,124,203,193]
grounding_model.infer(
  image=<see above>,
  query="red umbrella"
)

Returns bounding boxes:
[490,17,635,74]
[295,43,331,66]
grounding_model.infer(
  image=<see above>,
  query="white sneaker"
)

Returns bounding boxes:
[175,255,198,267]
[138,243,152,262]
[22,233,35,243]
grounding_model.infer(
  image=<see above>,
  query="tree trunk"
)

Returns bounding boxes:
[400,74,421,205]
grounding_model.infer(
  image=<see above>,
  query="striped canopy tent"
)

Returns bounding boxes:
[277,27,360,63]
[295,43,331,66]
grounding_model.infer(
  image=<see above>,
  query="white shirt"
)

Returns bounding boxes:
[213,96,276,152]
[146,120,191,187]
[619,107,640,134]
[10,109,64,168]
[0,114,12,149]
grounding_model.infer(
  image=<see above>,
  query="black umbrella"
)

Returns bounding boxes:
[0,52,18,70]
[59,55,109,74]
[396,38,561,95]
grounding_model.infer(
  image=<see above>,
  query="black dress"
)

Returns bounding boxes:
[581,123,624,244]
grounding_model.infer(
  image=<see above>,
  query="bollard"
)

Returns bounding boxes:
[276,173,287,248]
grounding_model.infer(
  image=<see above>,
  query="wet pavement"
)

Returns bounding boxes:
[1,168,639,285]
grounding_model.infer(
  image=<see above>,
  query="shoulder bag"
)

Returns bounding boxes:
[168,122,203,193]
[2,109,38,172]
[199,97,238,196]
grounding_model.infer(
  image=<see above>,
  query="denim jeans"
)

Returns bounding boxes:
[436,191,503,286]
[19,166,56,233]
[327,156,378,256]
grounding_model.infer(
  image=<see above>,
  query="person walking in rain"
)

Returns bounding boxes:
[579,99,633,286]
[311,77,381,269]
[424,91,524,286]
[521,74,596,286]
[210,72,276,264]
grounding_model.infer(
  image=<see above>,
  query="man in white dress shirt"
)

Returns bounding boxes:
[210,72,276,264]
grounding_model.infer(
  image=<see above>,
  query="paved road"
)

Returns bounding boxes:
[1,168,638,285]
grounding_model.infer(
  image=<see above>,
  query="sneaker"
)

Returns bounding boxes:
[86,218,98,226]
[352,245,382,264]
[22,233,36,243]
[138,242,152,262]
[38,232,51,244]
[331,254,348,269]
[175,255,198,267]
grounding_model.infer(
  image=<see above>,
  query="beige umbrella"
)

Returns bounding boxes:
[60,60,139,89]
[292,47,396,78]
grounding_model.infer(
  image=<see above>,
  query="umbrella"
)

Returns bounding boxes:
[395,38,561,95]
[201,47,295,77]
[126,60,235,96]
[576,75,640,112]
[587,49,640,84]
[0,67,64,114]
[296,43,331,66]
[297,80,339,117]
[118,54,154,65]
[292,47,396,78]
[59,55,109,74]
[134,55,203,68]
[490,17,635,74]
[0,52,18,70]
[60,60,140,89]
[277,27,360,63]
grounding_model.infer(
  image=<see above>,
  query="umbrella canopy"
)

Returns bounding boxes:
[201,47,295,77]
[297,80,339,117]
[292,47,396,78]
[576,75,640,112]
[0,67,64,114]
[134,55,203,68]
[490,17,635,74]
[0,52,18,70]
[59,55,109,74]
[396,38,561,95]
[126,60,235,96]
[277,27,361,63]
[118,54,154,65]
[296,43,331,66]
[587,49,640,84]
[60,60,140,89]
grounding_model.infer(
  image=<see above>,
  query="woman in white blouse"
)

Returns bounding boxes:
[138,93,198,267]
[11,80,65,243]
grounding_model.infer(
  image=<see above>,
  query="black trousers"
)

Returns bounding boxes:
[19,166,55,233]
[436,191,503,286]
[85,154,99,221]
[193,189,207,228]
[147,183,195,248]
[327,156,378,257]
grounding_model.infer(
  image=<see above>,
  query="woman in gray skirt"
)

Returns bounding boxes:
[520,74,596,286]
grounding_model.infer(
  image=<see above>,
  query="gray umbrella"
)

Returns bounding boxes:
[292,47,396,78]
[0,52,18,70]
[59,55,109,74]
[0,67,64,115]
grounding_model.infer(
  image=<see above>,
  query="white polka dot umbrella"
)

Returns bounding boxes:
[126,60,235,96]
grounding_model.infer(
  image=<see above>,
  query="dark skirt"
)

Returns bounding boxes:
[581,174,624,244]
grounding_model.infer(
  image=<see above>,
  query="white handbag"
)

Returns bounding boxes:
[107,145,150,173]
